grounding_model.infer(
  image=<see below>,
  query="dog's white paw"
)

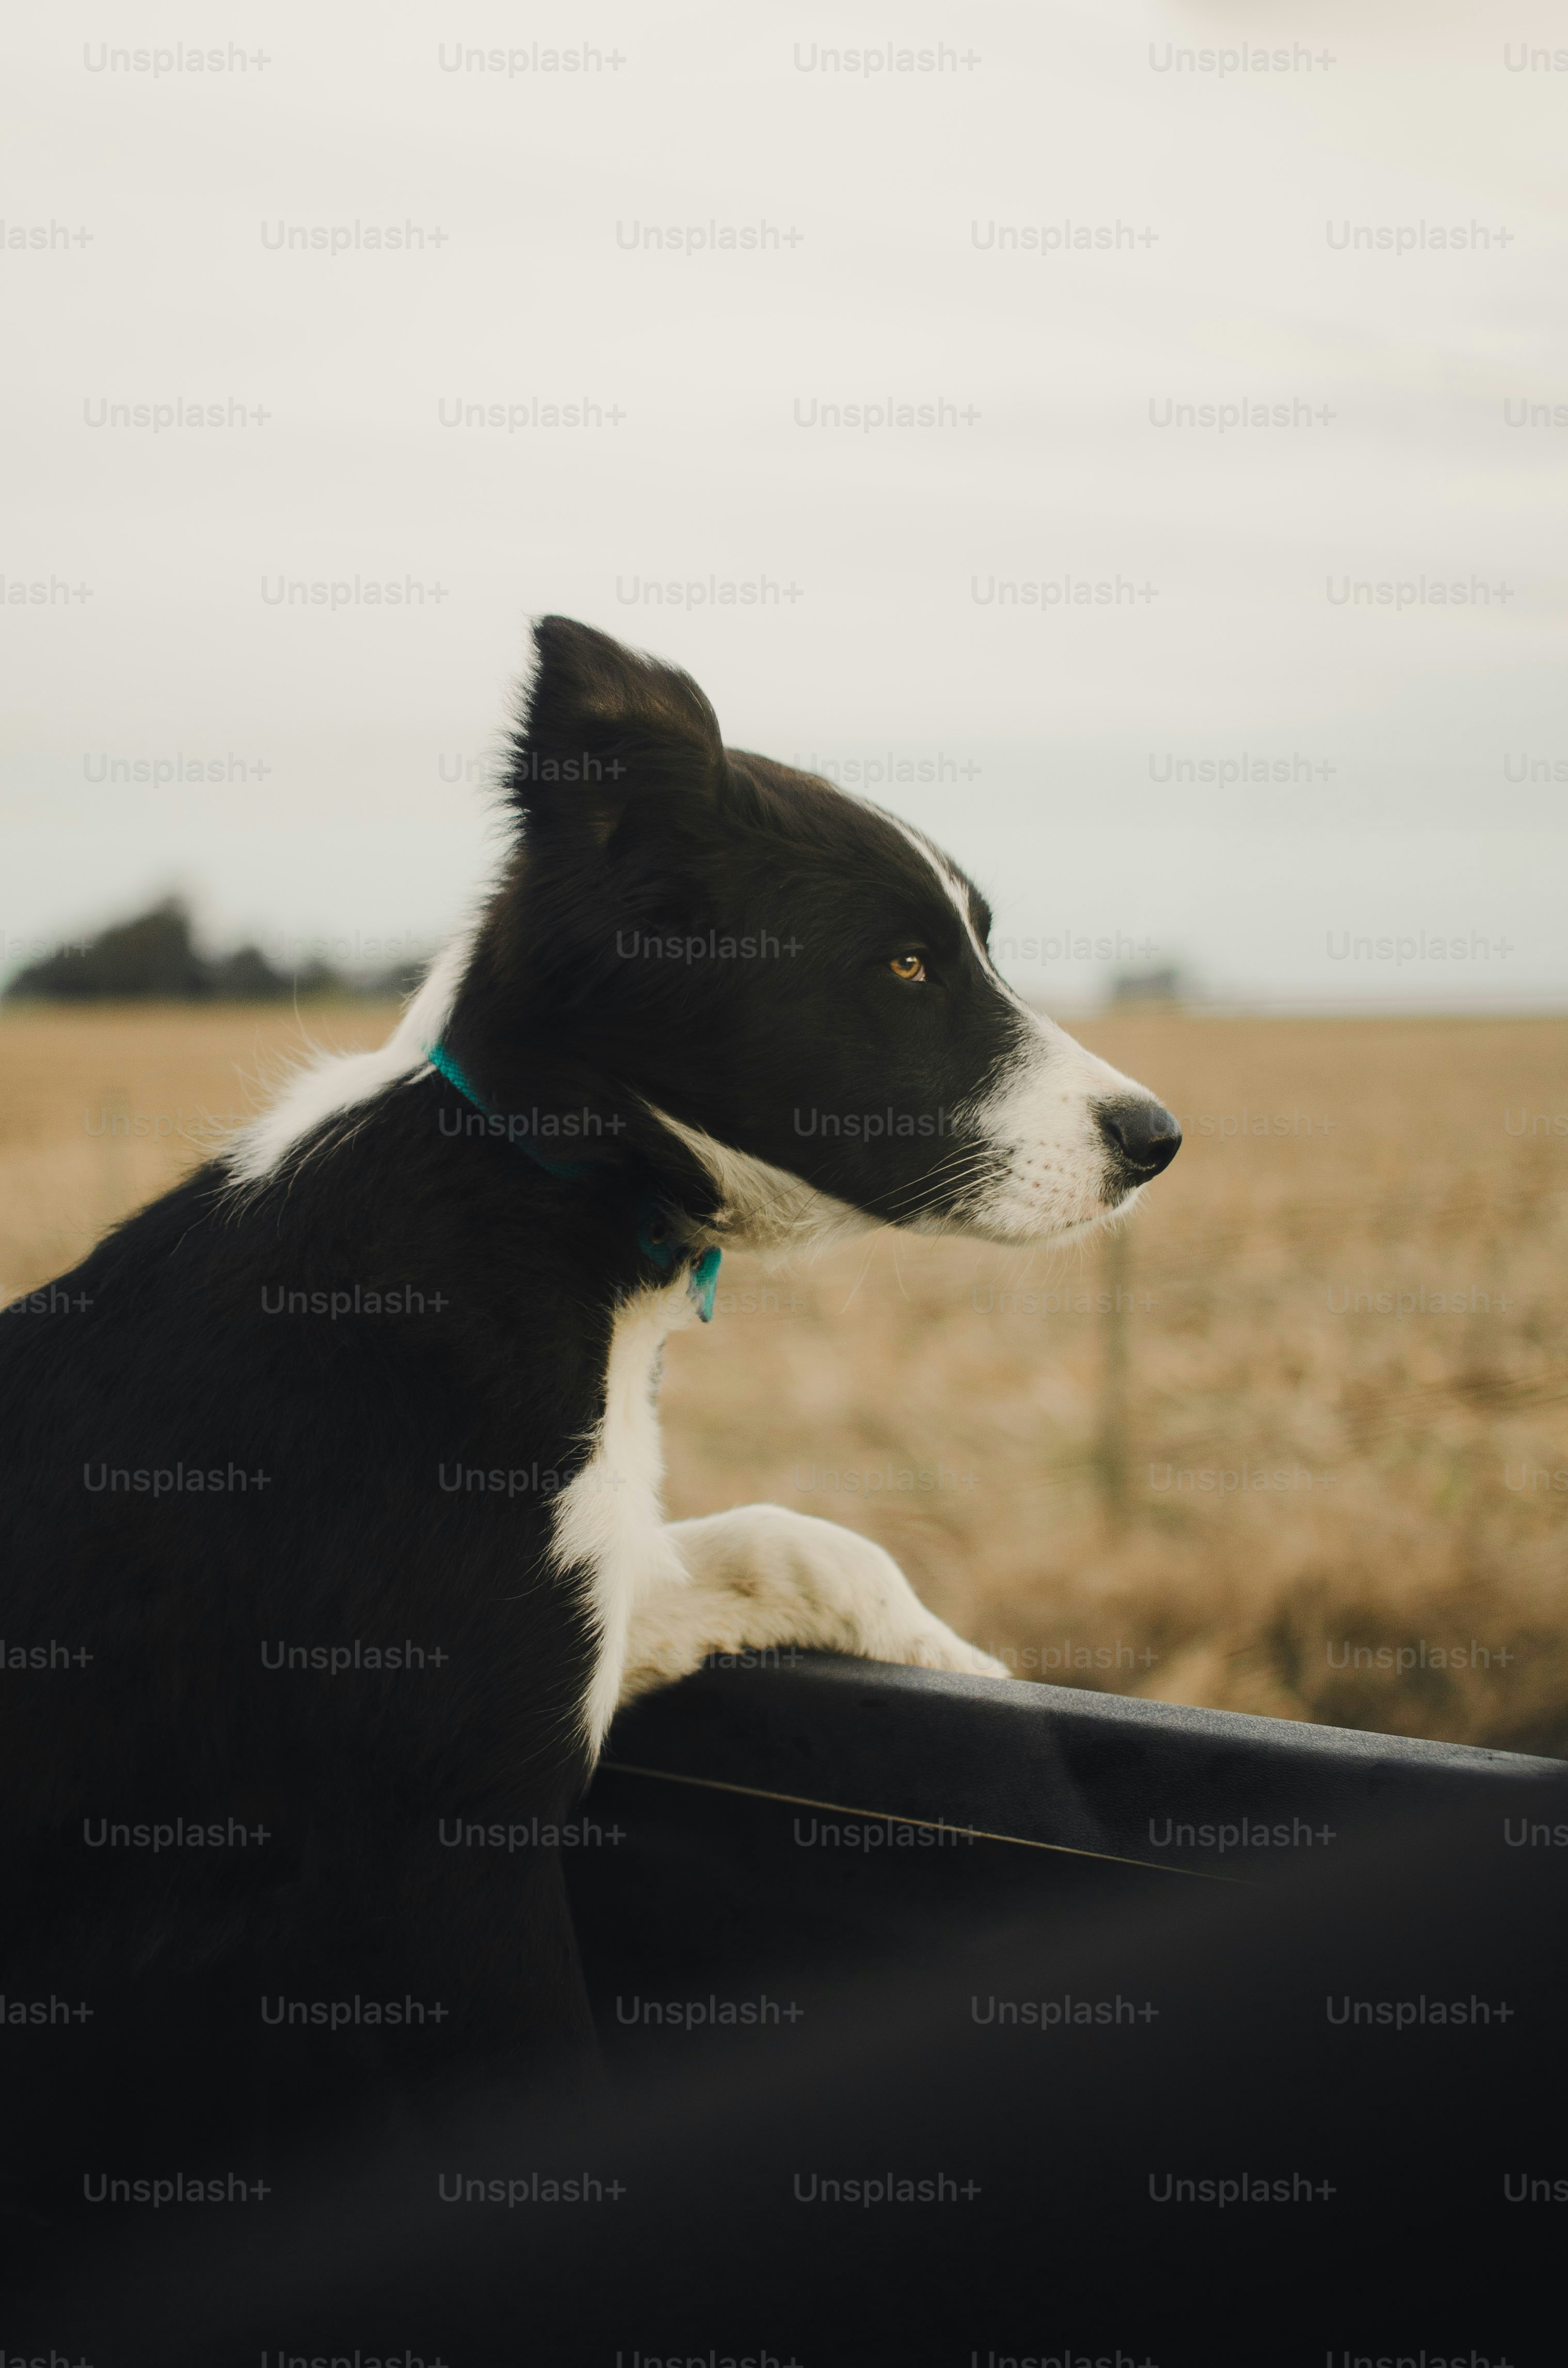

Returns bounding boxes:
[902,1629,1011,1681]
[664,1503,1006,1679]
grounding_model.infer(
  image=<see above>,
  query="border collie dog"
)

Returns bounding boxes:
[0,619,1179,2206]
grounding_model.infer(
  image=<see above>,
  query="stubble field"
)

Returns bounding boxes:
[3,1002,1564,1754]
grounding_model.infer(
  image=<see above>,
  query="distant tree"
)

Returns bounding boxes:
[1108,965,1185,1008]
[4,897,350,1002]
[204,943,296,1002]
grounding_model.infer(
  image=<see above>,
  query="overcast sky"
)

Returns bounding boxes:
[5,0,1565,1008]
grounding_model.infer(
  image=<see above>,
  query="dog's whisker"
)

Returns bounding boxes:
[866,1150,1009,1220]
[853,1142,1004,1209]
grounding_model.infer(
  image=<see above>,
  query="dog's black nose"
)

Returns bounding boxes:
[1096,1098,1182,1177]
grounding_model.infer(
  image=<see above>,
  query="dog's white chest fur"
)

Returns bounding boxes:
[548,1281,689,1754]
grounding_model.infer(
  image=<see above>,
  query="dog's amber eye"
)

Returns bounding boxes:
[889,954,926,982]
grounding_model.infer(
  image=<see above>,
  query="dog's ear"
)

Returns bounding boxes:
[509,616,725,848]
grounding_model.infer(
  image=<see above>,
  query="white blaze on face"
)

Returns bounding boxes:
[942,1008,1165,1247]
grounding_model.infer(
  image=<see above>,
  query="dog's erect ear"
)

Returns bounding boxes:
[509,616,725,848]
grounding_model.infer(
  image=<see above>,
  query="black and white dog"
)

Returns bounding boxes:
[0,618,1179,2215]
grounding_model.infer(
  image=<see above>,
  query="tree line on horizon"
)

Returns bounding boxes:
[4,899,421,1003]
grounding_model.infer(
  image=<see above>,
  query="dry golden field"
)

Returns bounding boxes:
[3,1003,1566,1754]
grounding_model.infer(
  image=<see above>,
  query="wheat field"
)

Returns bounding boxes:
[4,1002,1565,1754]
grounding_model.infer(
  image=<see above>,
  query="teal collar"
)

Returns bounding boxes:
[425,1040,590,1180]
[424,1042,722,1324]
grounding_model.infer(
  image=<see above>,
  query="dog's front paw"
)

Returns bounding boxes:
[666,1504,1007,1680]
[899,1625,1011,1681]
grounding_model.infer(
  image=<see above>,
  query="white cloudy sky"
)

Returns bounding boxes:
[4,0,1565,1008]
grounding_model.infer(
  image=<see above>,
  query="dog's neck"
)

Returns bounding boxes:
[426,1041,724,1323]
[639,1101,874,1266]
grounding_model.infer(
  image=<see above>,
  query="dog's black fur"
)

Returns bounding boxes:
[1,619,1125,2248]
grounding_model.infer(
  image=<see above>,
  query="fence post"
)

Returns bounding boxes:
[1097,1222,1130,1524]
